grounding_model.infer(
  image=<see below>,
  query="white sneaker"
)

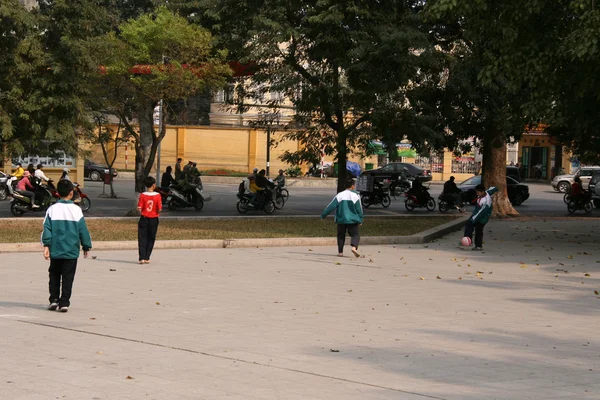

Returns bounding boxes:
[47,302,58,311]
[32,204,40,209]
[56,306,68,313]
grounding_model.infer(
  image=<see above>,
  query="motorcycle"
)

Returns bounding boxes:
[156,186,170,205]
[389,177,413,199]
[273,186,287,209]
[9,178,57,217]
[73,182,91,212]
[438,192,466,213]
[237,188,276,214]
[166,183,204,211]
[567,195,593,214]
[361,184,391,208]
[405,186,436,212]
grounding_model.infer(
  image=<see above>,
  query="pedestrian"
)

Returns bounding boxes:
[137,176,162,264]
[464,184,497,251]
[175,158,183,180]
[183,161,193,179]
[321,177,363,258]
[42,179,92,312]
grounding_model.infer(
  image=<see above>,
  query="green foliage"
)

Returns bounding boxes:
[199,0,446,191]
[285,166,302,178]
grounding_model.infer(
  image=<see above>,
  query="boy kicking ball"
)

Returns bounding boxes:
[42,180,92,312]
[462,184,497,251]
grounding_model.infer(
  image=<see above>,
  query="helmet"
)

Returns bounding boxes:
[253,168,258,173]
[63,168,70,173]
[23,171,31,177]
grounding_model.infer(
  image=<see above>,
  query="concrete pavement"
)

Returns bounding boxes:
[1,219,599,399]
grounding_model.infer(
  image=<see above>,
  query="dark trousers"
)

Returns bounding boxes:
[17,190,35,205]
[138,216,159,261]
[464,220,485,248]
[48,259,78,307]
[337,224,360,254]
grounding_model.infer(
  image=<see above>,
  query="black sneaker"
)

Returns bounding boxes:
[47,302,58,311]
[56,306,68,313]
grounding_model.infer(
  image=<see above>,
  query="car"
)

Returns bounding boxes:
[551,166,600,193]
[587,171,600,208]
[84,160,118,181]
[476,166,522,182]
[458,175,530,205]
[361,162,432,182]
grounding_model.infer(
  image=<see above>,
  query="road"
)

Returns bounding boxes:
[0,179,591,218]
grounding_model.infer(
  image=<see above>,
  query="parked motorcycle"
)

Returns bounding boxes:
[237,189,275,214]
[361,184,391,208]
[166,183,204,211]
[405,186,436,212]
[567,196,593,214]
[9,178,57,217]
[438,193,466,213]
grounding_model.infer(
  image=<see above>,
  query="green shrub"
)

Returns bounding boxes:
[285,166,302,177]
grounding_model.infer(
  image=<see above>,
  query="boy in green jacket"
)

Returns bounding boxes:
[42,180,92,312]
[464,184,497,251]
[321,178,364,257]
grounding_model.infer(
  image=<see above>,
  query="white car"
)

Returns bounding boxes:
[551,166,600,193]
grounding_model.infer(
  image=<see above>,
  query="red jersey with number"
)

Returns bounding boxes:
[138,192,162,218]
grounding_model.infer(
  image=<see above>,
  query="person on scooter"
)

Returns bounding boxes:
[443,176,463,210]
[13,163,24,180]
[570,176,589,205]
[275,169,286,188]
[27,163,35,176]
[248,174,263,207]
[161,166,177,191]
[35,164,50,183]
[408,176,427,204]
[60,168,71,181]
[16,171,39,208]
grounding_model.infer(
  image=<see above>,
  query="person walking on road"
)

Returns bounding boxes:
[137,176,162,264]
[42,179,92,312]
[464,184,497,251]
[321,177,363,258]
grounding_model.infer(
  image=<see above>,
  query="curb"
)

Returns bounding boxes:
[0,216,468,254]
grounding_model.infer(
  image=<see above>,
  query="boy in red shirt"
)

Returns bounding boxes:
[137,176,162,264]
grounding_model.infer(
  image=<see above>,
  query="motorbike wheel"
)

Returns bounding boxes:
[280,189,289,202]
[79,197,92,212]
[585,201,593,214]
[263,200,275,214]
[10,202,24,217]
[168,200,177,211]
[426,198,436,211]
[439,200,449,213]
[563,193,570,204]
[381,195,391,208]
[194,197,204,211]
[405,198,416,211]
[594,199,600,209]
[567,201,576,214]
[362,194,371,208]
[236,200,248,214]
[274,196,285,209]
[90,171,102,181]
[0,187,7,201]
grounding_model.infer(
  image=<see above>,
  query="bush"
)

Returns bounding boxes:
[202,169,248,177]
[285,166,302,177]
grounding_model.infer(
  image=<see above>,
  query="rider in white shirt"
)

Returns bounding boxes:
[34,164,50,182]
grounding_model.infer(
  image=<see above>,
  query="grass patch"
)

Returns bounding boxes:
[0,216,457,243]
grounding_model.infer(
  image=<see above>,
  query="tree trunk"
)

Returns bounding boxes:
[482,132,518,218]
[135,101,158,194]
[336,128,348,193]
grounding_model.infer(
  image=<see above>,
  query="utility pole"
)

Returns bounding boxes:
[156,98,163,182]
[266,125,271,177]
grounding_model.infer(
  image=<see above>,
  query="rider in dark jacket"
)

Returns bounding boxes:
[443,176,462,209]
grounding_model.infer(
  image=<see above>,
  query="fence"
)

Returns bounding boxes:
[451,159,478,174]
[415,155,443,173]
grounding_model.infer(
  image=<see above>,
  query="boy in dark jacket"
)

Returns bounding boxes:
[42,180,92,312]
[321,178,364,257]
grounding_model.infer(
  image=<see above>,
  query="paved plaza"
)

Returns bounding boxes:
[1,219,599,400]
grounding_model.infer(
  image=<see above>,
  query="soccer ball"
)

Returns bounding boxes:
[461,236,472,247]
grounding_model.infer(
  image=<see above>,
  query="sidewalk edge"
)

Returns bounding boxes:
[0,217,467,253]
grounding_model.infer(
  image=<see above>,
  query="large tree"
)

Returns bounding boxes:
[198,0,445,192]
[89,6,231,192]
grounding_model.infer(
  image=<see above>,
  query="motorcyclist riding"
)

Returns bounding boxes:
[570,176,589,205]
[407,176,427,204]
[15,171,39,208]
[442,176,463,210]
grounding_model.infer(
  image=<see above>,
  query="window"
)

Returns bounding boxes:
[381,164,396,172]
